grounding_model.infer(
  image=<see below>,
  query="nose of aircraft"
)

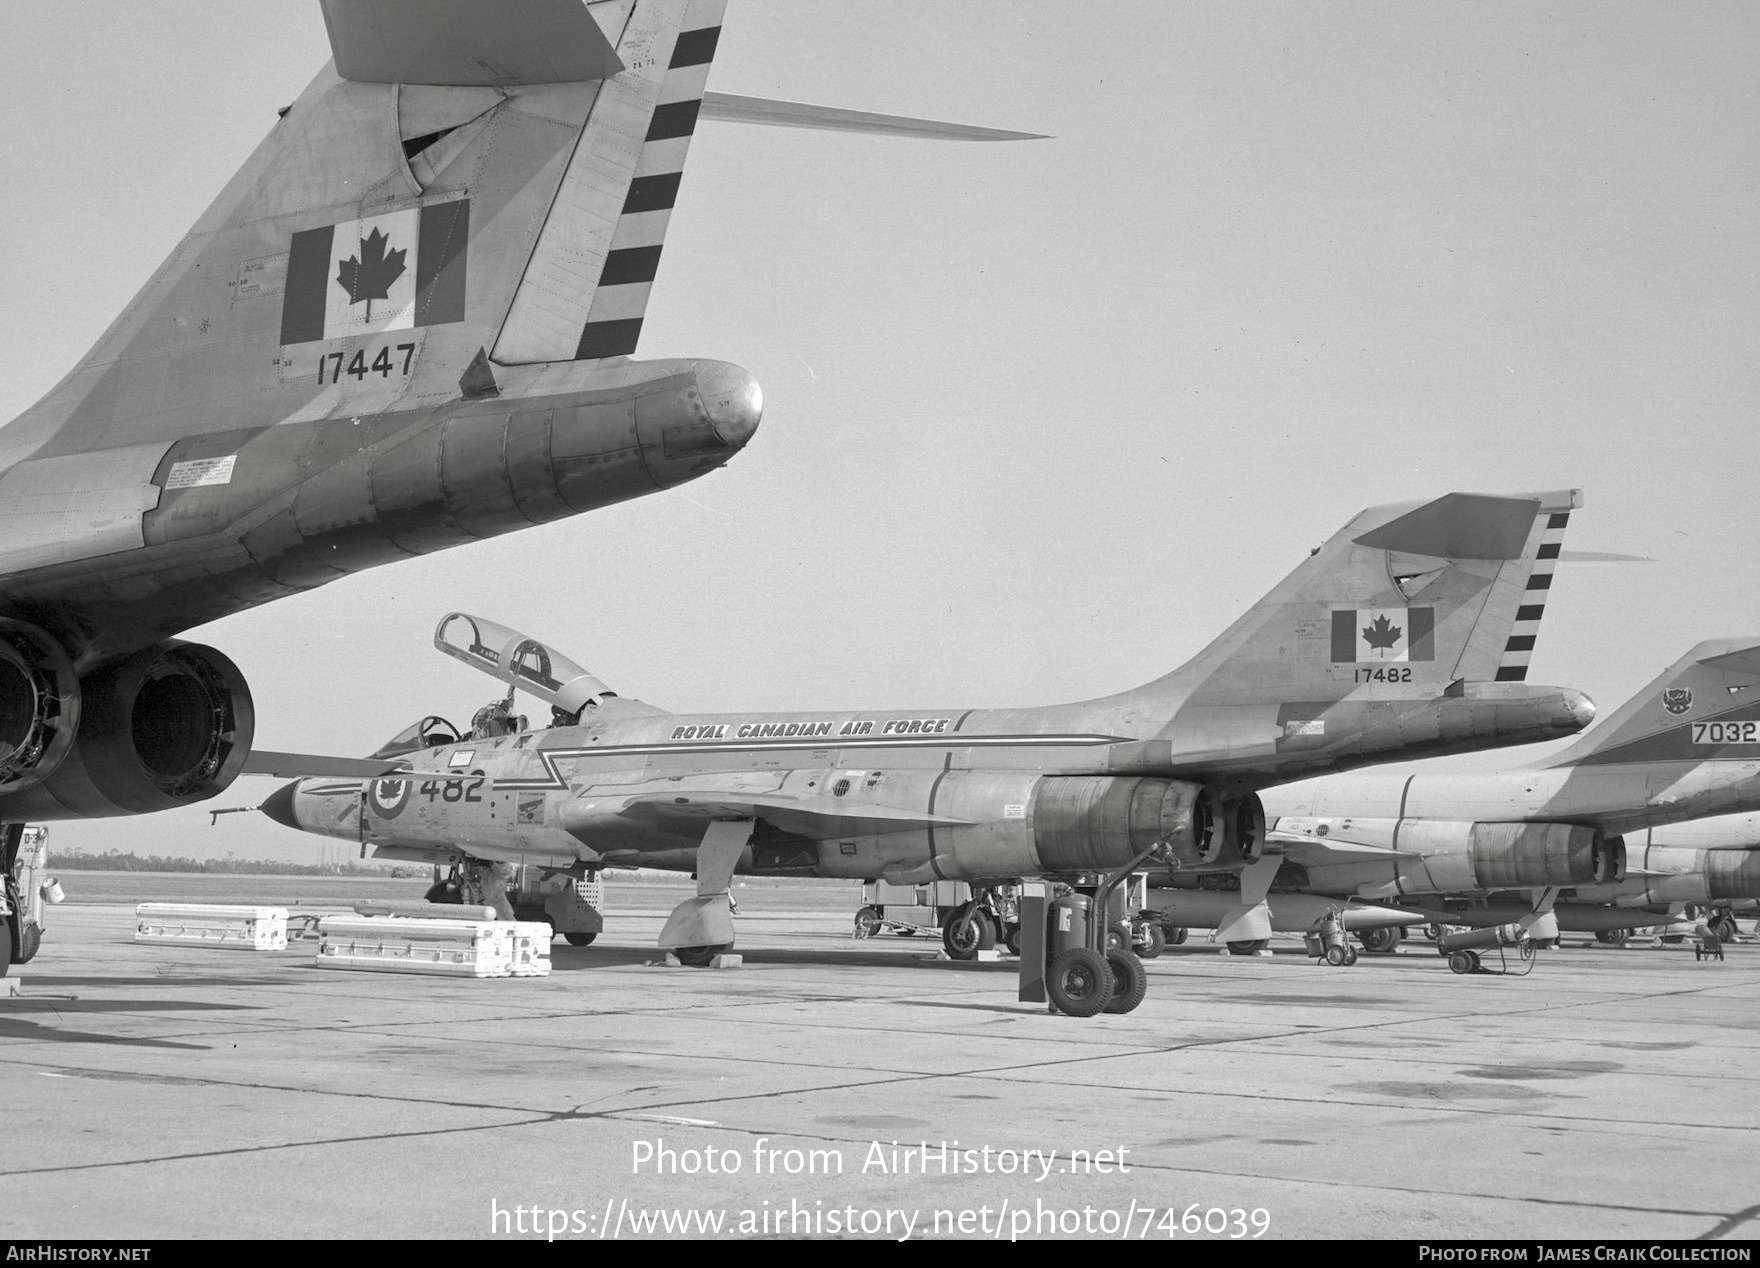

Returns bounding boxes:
[695,360,762,451]
[259,779,301,830]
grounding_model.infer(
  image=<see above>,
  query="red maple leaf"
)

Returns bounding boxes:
[1362,613,1404,653]
[336,227,407,305]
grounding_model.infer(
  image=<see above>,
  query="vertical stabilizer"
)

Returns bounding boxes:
[494,0,728,364]
[1553,641,1760,767]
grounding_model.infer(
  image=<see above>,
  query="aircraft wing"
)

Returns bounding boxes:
[241,751,407,779]
[1268,831,1419,866]
[569,790,970,839]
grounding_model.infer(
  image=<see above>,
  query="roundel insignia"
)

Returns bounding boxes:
[1662,688,1694,716]
[368,777,413,819]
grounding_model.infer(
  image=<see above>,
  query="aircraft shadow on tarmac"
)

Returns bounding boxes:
[22,975,295,989]
[0,1015,220,1051]
[548,945,1002,971]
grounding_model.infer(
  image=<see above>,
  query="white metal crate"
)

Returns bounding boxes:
[135,904,289,951]
[313,916,513,977]
[507,921,553,977]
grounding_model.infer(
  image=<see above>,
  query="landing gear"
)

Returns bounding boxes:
[942,904,997,960]
[1357,926,1403,954]
[1003,922,1023,957]
[1102,949,1148,1014]
[1163,924,1188,946]
[17,922,40,963]
[1227,939,1269,956]
[853,906,882,938]
[1046,948,1113,1018]
[0,914,11,977]
[1711,912,1740,943]
[1594,928,1629,947]
[673,945,728,968]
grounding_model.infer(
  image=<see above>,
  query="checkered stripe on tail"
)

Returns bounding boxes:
[575,2,723,360]
[1495,510,1569,682]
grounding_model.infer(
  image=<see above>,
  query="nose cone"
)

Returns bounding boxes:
[695,360,762,451]
[259,779,302,830]
[1561,689,1597,734]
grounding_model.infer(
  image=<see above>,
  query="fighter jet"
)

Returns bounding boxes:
[261,489,1597,964]
[1168,640,1760,951]
[0,0,1038,844]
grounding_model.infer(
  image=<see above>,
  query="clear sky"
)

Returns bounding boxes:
[0,2,1754,860]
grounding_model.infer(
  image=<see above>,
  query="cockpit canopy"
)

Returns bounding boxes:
[434,613,614,713]
[368,715,462,761]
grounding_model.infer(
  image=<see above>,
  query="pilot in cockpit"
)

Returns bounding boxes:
[471,696,523,739]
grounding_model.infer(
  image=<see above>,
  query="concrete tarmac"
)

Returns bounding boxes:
[1,893,1757,1241]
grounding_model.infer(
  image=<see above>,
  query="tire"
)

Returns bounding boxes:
[942,905,996,961]
[16,922,40,964]
[0,915,11,977]
[1104,922,1131,954]
[1423,923,1443,942]
[1226,939,1269,956]
[1712,913,1739,942]
[1448,950,1475,975]
[563,932,597,946]
[1595,928,1628,947]
[853,906,882,938]
[1358,926,1402,954]
[1137,923,1166,960]
[1325,944,1347,966]
[1003,922,1022,957]
[1163,925,1188,946]
[1102,950,1148,1014]
[1344,947,1358,966]
[673,944,725,967]
[1046,948,1113,1018]
[423,881,462,905]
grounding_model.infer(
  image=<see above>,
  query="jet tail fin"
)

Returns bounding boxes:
[1149,489,1583,704]
[1552,640,1760,768]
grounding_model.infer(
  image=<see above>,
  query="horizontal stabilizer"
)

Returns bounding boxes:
[1354,490,1580,560]
[698,91,1048,141]
[1556,550,1654,563]
[321,0,624,85]
[242,751,403,779]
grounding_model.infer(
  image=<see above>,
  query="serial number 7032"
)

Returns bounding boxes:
[317,343,417,385]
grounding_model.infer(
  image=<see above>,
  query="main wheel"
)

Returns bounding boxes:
[1594,928,1628,946]
[1102,949,1148,1014]
[1423,923,1443,942]
[1163,925,1188,946]
[673,944,729,967]
[1226,939,1269,956]
[1046,948,1113,1018]
[1136,922,1166,959]
[1357,926,1402,954]
[853,906,882,938]
[942,905,996,961]
[0,915,11,977]
[1448,950,1475,975]
[1711,913,1739,942]
[1003,922,1022,957]
[17,923,41,963]
[563,931,597,946]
